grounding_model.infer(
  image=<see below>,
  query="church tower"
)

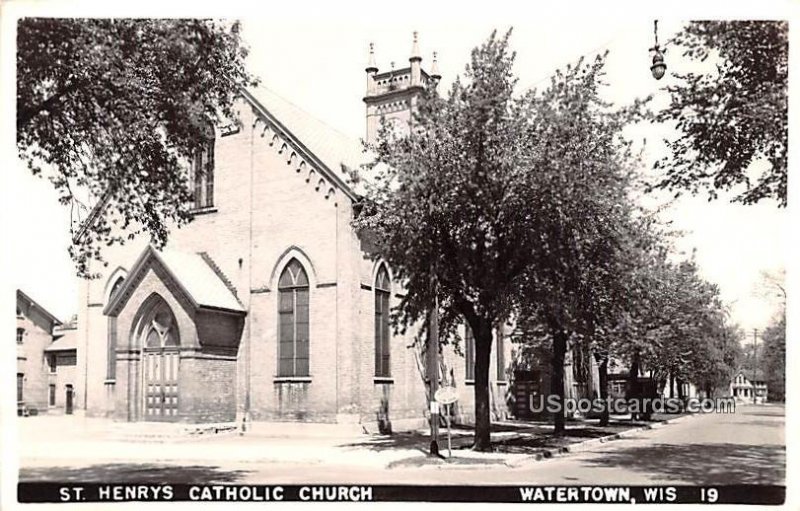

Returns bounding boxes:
[363,32,441,144]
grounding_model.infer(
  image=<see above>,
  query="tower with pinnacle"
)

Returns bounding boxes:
[363,32,441,144]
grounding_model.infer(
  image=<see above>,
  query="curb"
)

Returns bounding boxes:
[505,413,697,468]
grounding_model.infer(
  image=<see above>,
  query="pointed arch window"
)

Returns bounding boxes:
[374,265,391,378]
[192,126,215,209]
[132,296,181,349]
[278,259,310,377]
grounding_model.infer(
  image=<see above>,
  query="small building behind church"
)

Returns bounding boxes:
[16,290,78,416]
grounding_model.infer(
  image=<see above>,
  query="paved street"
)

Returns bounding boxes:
[19,404,784,486]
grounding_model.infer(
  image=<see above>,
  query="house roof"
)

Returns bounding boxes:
[46,330,77,352]
[16,289,62,327]
[733,369,768,384]
[104,246,245,316]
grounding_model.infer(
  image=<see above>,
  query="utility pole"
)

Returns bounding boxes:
[427,290,440,456]
[752,328,758,404]
[427,169,440,456]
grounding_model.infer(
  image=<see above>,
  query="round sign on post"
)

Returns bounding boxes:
[435,386,458,405]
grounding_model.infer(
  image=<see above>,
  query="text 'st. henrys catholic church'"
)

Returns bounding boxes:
[74,33,516,431]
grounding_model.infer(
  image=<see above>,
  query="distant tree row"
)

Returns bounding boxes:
[353,27,758,448]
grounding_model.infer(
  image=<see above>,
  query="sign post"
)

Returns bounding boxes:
[434,386,458,458]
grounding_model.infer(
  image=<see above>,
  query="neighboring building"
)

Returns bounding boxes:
[46,317,79,414]
[75,35,513,430]
[16,290,69,415]
[730,370,768,403]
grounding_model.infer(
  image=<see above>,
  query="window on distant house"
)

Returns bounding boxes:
[192,136,215,209]
[374,265,391,378]
[278,259,310,377]
[16,328,24,344]
[49,354,56,373]
[49,384,56,406]
[465,325,475,381]
[59,354,77,366]
[17,373,23,402]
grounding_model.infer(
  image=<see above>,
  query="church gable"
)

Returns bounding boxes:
[104,245,245,318]
[241,87,366,206]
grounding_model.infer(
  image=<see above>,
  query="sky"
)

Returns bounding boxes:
[2,1,791,335]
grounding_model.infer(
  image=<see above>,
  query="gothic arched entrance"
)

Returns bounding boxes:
[133,295,181,421]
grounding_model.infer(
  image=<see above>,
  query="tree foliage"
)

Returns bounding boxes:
[16,18,255,276]
[354,31,533,450]
[654,21,787,207]
[354,30,648,444]
[761,311,785,402]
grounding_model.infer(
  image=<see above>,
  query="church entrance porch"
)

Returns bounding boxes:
[104,246,246,424]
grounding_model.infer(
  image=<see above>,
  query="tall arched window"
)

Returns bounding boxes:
[192,125,215,209]
[465,325,475,381]
[106,274,125,380]
[278,259,310,377]
[374,265,391,378]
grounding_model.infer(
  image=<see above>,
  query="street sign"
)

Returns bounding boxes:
[429,401,440,414]
[435,386,458,405]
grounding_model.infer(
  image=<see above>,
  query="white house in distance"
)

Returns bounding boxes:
[729,370,768,403]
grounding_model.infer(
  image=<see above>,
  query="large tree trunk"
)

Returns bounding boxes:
[677,377,685,400]
[551,325,568,435]
[472,320,494,451]
[628,352,641,421]
[596,354,609,426]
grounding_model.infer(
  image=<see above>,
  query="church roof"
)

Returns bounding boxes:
[104,246,245,316]
[244,86,369,196]
[74,86,371,245]
[158,249,245,313]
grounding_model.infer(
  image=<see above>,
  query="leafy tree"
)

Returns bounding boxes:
[353,31,536,450]
[16,18,255,276]
[653,21,787,207]
[356,30,643,446]
[513,55,648,434]
[692,321,743,397]
[761,311,785,401]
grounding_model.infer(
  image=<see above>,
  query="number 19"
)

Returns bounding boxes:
[701,488,718,503]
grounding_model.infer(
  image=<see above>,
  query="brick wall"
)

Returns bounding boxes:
[75,95,517,428]
[179,354,237,423]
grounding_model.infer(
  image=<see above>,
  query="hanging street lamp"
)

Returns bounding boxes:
[650,20,667,80]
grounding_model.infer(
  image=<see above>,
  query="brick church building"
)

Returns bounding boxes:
[75,34,515,431]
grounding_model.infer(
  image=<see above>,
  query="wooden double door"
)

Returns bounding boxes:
[143,348,180,421]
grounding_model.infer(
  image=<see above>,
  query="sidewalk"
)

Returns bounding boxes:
[17,412,696,475]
